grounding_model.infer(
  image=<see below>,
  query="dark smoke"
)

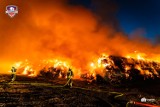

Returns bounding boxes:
[91,0,120,31]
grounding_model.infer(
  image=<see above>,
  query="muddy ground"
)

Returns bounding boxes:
[0,74,159,107]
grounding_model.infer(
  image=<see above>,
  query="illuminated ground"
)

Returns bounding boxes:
[0,74,159,107]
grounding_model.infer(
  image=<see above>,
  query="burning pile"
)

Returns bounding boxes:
[92,54,160,79]
[11,59,71,77]
[11,52,160,83]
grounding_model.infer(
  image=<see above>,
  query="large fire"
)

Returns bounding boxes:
[11,51,160,81]
[0,0,160,81]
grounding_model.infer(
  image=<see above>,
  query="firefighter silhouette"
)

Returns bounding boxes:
[11,67,17,82]
[65,68,74,88]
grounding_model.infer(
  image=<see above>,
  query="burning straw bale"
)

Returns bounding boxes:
[38,67,66,80]
[10,53,160,86]
[81,55,160,85]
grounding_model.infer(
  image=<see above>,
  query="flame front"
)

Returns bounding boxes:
[12,51,160,80]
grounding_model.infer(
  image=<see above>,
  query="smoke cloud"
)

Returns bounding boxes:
[0,0,160,73]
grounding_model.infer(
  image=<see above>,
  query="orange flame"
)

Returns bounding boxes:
[0,0,159,80]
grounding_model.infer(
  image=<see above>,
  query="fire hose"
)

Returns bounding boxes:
[3,81,160,107]
[108,92,160,107]
[63,77,72,87]
[126,101,160,107]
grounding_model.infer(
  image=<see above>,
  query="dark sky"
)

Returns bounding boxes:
[69,0,160,42]
[115,0,160,42]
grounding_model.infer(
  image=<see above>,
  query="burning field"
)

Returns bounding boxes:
[0,0,160,106]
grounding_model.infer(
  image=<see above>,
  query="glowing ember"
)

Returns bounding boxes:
[10,52,160,81]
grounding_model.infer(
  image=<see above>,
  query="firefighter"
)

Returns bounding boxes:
[11,67,17,82]
[65,68,74,88]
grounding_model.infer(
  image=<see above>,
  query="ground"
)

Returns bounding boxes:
[0,74,159,107]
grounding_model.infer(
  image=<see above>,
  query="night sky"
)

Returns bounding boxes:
[69,0,160,43]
